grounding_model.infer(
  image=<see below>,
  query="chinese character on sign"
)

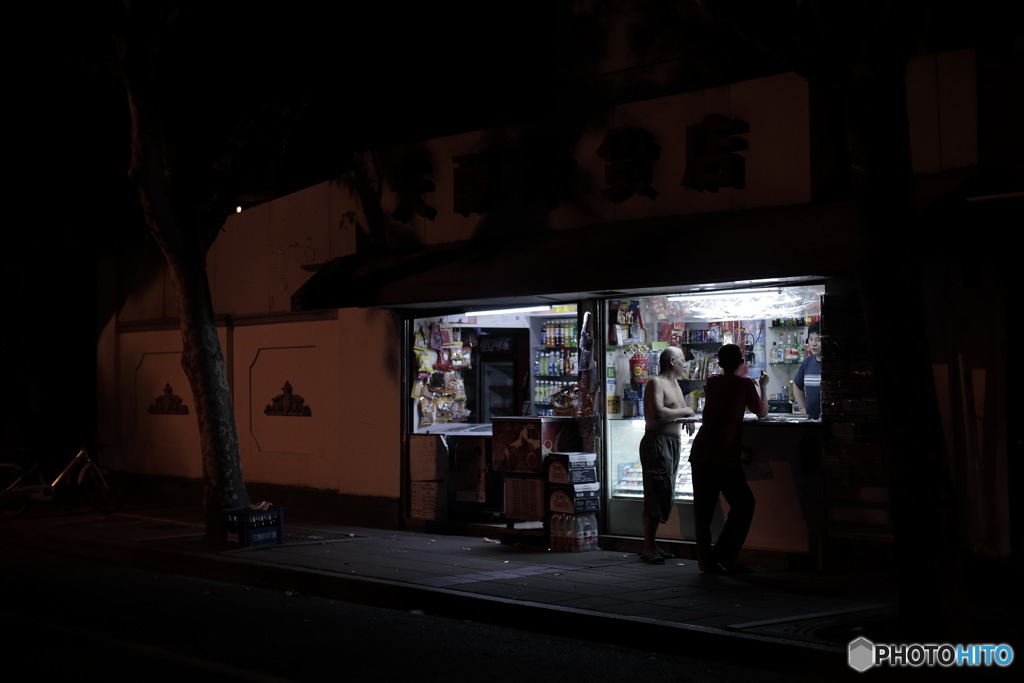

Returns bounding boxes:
[682,114,749,192]
[453,150,500,217]
[387,147,437,222]
[523,143,576,209]
[391,177,438,222]
[596,127,661,203]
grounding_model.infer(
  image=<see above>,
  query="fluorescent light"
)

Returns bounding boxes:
[464,305,552,316]
[735,278,781,285]
[666,286,823,321]
[668,287,784,300]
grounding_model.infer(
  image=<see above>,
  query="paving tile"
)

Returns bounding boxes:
[419,576,487,587]
[556,568,659,586]
[486,575,624,597]
[452,582,566,601]
[502,565,565,576]
[556,596,663,615]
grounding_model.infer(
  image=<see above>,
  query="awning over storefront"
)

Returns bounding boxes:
[291,200,865,313]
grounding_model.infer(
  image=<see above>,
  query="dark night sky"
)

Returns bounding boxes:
[15,2,554,243]
[5,1,553,451]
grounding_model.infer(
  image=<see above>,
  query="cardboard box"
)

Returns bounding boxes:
[410,481,446,520]
[491,417,581,473]
[546,452,598,485]
[503,475,545,521]
[548,482,601,513]
[453,437,487,503]
[409,434,448,481]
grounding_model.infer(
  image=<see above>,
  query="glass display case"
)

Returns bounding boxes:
[607,418,697,502]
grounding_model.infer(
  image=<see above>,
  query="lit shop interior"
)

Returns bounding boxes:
[405,280,827,554]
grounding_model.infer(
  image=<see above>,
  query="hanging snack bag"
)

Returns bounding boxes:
[418,396,435,427]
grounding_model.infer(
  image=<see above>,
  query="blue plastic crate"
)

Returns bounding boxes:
[224,506,284,547]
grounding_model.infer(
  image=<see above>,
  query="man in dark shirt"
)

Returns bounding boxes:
[688,344,768,574]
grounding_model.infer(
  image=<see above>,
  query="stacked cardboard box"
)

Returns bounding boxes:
[546,451,600,551]
[409,435,448,520]
[492,417,581,522]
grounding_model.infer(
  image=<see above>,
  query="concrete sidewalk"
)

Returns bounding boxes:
[0,499,1017,680]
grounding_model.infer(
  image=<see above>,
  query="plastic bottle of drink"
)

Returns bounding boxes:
[554,513,567,552]
[580,512,595,550]
[563,514,574,552]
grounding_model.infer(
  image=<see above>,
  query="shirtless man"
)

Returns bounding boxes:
[638,346,695,563]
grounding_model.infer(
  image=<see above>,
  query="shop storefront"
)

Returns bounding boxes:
[400,276,837,565]
[281,61,961,564]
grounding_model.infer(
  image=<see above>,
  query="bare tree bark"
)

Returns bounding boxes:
[117,4,250,544]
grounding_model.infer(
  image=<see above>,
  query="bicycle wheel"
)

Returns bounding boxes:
[79,463,123,513]
[0,463,30,519]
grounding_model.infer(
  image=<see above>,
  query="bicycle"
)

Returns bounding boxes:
[0,446,123,519]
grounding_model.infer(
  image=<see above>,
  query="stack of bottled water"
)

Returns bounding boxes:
[548,512,599,552]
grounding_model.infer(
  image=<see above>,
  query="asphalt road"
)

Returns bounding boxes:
[1,544,850,683]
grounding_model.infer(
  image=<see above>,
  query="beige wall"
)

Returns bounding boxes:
[107,311,400,499]
[209,181,358,317]
[113,327,206,479]
[231,312,400,497]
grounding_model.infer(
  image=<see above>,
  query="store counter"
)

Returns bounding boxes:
[415,422,493,437]
[739,416,823,558]
[606,414,823,559]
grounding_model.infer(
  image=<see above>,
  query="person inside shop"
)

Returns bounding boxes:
[793,320,822,419]
[638,345,695,564]
[687,343,768,575]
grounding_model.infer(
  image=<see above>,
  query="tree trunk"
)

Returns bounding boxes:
[118,7,250,544]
